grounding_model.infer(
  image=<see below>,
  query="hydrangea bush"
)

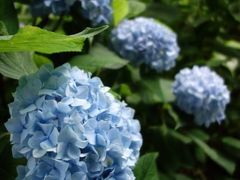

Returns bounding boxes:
[5,64,142,179]
[111,17,180,72]
[1,0,240,179]
[172,66,230,127]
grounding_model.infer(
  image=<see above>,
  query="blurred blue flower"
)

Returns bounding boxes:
[172,66,230,127]
[81,0,113,26]
[110,17,180,72]
[5,64,142,179]
[31,0,77,16]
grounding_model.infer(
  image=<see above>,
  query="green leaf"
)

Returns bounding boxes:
[188,129,210,141]
[195,146,207,163]
[229,1,240,22]
[168,130,192,144]
[222,137,240,150]
[127,64,141,82]
[112,0,129,26]
[0,25,108,54]
[128,0,146,18]
[140,78,175,104]
[33,54,53,68]
[163,103,183,129]
[0,52,38,79]
[174,174,193,180]
[126,93,141,104]
[189,134,236,174]
[70,44,128,72]
[0,21,9,35]
[119,84,132,96]
[134,152,159,180]
[0,0,18,34]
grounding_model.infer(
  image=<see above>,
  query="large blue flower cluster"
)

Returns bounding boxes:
[172,66,230,127]
[5,64,142,179]
[30,0,77,16]
[110,17,180,72]
[81,0,113,26]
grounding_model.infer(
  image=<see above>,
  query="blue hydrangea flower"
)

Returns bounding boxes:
[81,0,113,26]
[17,157,135,180]
[110,17,180,72]
[5,64,142,179]
[31,0,77,16]
[172,66,230,127]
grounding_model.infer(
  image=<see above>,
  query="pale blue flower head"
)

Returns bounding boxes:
[172,66,230,127]
[110,17,180,72]
[31,0,77,16]
[5,64,142,179]
[81,0,113,26]
[17,157,135,180]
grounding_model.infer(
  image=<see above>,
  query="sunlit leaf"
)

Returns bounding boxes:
[0,25,108,54]
[112,0,129,25]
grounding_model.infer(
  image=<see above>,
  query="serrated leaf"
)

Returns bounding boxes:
[134,153,159,180]
[128,1,146,18]
[0,25,108,54]
[112,0,129,26]
[222,137,240,150]
[189,134,236,174]
[0,52,38,79]
[70,44,128,72]
[0,0,18,34]
[140,78,175,104]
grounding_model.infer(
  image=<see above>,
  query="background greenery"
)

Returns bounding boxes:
[0,0,240,179]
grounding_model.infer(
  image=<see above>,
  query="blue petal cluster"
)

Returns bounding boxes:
[172,66,230,127]
[30,0,77,16]
[81,0,113,26]
[5,64,142,179]
[110,17,180,72]
[17,157,134,180]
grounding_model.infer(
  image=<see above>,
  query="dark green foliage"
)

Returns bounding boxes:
[0,0,240,179]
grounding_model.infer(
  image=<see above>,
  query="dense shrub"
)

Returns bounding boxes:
[0,0,240,179]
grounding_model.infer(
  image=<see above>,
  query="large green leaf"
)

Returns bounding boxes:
[0,0,18,34]
[189,133,236,174]
[0,25,108,54]
[140,78,175,104]
[112,0,129,25]
[70,44,128,72]
[0,52,38,79]
[134,152,159,180]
